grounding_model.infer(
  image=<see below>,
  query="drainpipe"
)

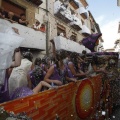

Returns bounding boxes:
[46,0,49,55]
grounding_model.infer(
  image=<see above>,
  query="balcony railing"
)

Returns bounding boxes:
[69,0,79,9]
[79,6,88,19]
[54,36,87,53]
[54,0,73,23]
[0,19,46,50]
[25,0,43,6]
[70,15,82,30]
[81,25,91,36]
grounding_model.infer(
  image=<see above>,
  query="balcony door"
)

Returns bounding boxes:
[2,0,26,19]
[57,24,66,37]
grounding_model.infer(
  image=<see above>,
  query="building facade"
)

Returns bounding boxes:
[0,0,103,58]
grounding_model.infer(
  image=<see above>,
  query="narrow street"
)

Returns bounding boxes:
[0,0,120,120]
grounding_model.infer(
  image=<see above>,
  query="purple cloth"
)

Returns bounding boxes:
[50,64,67,82]
[0,71,10,103]
[86,52,119,58]
[10,86,33,100]
[67,62,76,79]
[29,71,43,88]
[50,64,61,81]
[82,33,102,52]
[29,65,45,88]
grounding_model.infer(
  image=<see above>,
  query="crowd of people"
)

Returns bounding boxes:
[0,38,110,103]
[0,7,113,103]
[0,7,46,32]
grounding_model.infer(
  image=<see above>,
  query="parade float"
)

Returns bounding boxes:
[0,18,119,120]
[0,52,119,120]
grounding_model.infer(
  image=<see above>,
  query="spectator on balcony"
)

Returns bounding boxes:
[18,13,29,26]
[8,51,33,95]
[60,32,64,37]
[0,7,6,19]
[40,23,46,32]
[7,12,17,23]
[32,20,41,31]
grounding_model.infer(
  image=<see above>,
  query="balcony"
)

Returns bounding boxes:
[81,25,91,36]
[54,36,86,53]
[25,0,43,6]
[79,6,88,19]
[0,19,46,50]
[70,15,82,30]
[54,0,73,23]
[69,0,79,9]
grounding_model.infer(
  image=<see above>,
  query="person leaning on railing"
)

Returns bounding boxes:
[6,11,18,23]
[18,13,29,26]
[32,20,41,31]
[0,7,6,19]
[40,23,46,32]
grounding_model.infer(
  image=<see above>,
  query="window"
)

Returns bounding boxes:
[69,0,79,9]
[2,0,26,19]
[70,8,75,14]
[81,19,84,25]
[70,32,77,41]
[57,24,66,37]
[90,20,95,32]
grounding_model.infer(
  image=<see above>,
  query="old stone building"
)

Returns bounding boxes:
[0,0,103,58]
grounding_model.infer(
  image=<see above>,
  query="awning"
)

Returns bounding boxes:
[81,33,102,52]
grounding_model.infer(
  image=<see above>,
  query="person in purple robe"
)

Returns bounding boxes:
[10,81,52,100]
[44,50,67,86]
[10,60,52,100]
[66,52,88,80]
[45,40,79,86]
[28,65,44,89]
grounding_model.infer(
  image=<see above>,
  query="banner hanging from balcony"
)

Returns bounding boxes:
[81,33,102,52]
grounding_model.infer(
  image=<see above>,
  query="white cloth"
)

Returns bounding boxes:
[33,24,40,29]
[0,22,24,85]
[8,59,32,95]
